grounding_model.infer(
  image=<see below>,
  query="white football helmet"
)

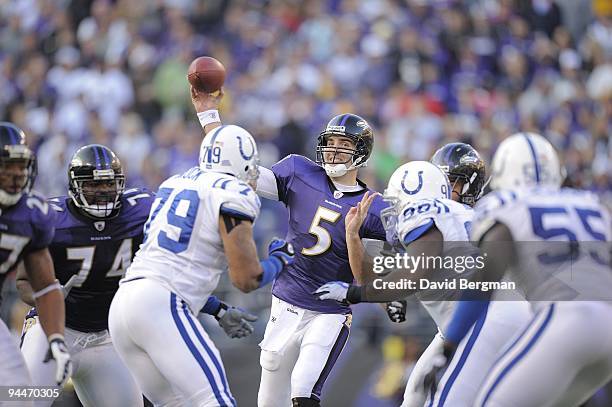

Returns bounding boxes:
[381,161,450,241]
[199,125,260,186]
[490,132,563,191]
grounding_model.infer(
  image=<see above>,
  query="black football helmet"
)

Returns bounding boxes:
[316,113,374,176]
[68,144,125,218]
[0,122,36,206]
[431,143,486,206]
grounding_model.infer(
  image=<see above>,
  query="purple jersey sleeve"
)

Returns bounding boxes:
[28,194,57,252]
[271,154,297,204]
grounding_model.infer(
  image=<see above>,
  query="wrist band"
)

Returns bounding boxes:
[197,110,221,128]
[33,280,62,299]
[48,333,65,343]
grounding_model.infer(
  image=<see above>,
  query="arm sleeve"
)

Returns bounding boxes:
[215,180,261,222]
[255,166,279,201]
[29,201,57,251]
[444,295,490,344]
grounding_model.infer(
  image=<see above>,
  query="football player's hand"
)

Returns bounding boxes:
[190,85,224,112]
[346,191,378,238]
[386,300,407,323]
[422,341,456,396]
[314,281,349,302]
[268,238,295,267]
[216,304,258,339]
[44,335,73,387]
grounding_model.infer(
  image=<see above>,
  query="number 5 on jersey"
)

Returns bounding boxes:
[302,206,341,256]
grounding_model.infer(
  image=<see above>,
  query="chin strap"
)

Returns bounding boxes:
[0,190,23,206]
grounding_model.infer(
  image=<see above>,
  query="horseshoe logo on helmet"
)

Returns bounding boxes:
[401,170,424,195]
[237,135,255,160]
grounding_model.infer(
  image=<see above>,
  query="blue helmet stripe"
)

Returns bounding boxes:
[99,146,111,167]
[8,127,18,144]
[522,133,540,183]
[93,145,102,169]
[444,143,459,164]
[339,114,350,126]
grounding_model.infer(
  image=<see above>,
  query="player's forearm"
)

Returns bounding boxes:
[347,233,373,284]
[35,289,65,338]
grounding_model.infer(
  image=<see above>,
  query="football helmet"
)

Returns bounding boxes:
[68,144,125,218]
[316,113,374,178]
[431,142,487,206]
[490,132,563,191]
[381,161,450,241]
[0,122,36,206]
[199,125,260,187]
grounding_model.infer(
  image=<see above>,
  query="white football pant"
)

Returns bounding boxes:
[258,296,351,406]
[109,278,236,407]
[0,319,32,407]
[476,301,612,407]
[402,301,532,407]
[20,317,142,407]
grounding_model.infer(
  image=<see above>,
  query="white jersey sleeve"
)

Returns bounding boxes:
[255,166,279,201]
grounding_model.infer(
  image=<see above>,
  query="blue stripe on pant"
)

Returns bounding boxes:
[181,302,236,406]
[429,304,489,407]
[170,293,233,406]
[311,324,350,400]
[480,303,555,406]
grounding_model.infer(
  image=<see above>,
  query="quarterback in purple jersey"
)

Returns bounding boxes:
[193,90,387,406]
[16,144,258,407]
[0,122,72,389]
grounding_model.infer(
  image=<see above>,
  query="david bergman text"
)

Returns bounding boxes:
[373,278,516,292]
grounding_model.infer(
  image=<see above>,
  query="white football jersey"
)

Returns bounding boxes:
[395,198,476,329]
[125,167,261,312]
[471,187,612,305]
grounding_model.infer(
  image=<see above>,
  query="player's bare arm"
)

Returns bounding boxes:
[219,213,262,293]
[23,248,65,338]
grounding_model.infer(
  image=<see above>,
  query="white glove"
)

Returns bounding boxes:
[44,335,73,386]
[314,281,349,302]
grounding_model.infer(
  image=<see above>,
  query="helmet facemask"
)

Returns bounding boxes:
[447,171,486,207]
[316,133,369,178]
[380,190,401,244]
[69,169,125,218]
[0,145,36,207]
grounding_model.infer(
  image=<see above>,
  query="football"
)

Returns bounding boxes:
[187,56,226,92]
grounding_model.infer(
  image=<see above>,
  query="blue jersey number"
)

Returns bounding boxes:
[145,188,200,254]
[529,206,607,265]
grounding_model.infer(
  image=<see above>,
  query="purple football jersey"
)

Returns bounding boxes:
[271,155,387,313]
[0,192,56,305]
[44,188,154,332]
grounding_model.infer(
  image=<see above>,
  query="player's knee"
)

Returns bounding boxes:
[292,397,320,407]
[260,350,282,371]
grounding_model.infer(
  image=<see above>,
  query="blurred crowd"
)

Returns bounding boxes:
[1,0,610,198]
[0,1,611,403]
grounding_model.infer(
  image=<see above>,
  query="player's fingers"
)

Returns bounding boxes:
[242,312,258,322]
